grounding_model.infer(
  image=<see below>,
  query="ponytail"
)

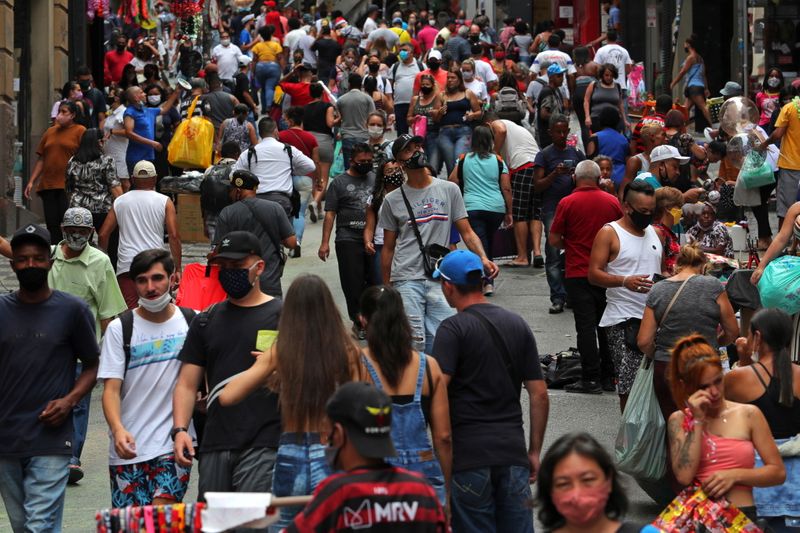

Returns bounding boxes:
[360,285,414,388]
[669,334,722,408]
[750,308,794,407]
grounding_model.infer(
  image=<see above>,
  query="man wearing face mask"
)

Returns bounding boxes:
[412,48,447,97]
[174,231,282,501]
[380,134,500,353]
[48,208,127,484]
[319,144,376,338]
[389,43,423,136]
[447,25,472,64]
[287,382,447,532]
[589,179,663,410]
[0,224,100,532]
[77,66,108,129]
[122,85,183,177]
[634,144,703,204]
[104,35,134,86]
[98,249,197,508]
[215,170,296,298]
[337,74,376,169]
[211,31,243,87]
[362,54,393,97]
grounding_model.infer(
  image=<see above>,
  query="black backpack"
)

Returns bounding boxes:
[119,307,197,376]
[200,162,235,217]
[540,348,582,389]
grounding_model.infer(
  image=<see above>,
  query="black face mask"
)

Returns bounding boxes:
[368,63,380,73]
[79,80,91,92]
[420,86,433,95]
[352,162,373,175]
[402,150,428,170]
[427,61,440,71]
[16,267,49,292]
[116,44,126,52]
[629,208,653,231]
[684,46,689,53]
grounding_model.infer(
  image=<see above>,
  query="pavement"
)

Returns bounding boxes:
[0,212,667,531]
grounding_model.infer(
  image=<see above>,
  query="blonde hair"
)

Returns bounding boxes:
[674,243,707,273]
[655,186,684,217]
[640,124,664,144]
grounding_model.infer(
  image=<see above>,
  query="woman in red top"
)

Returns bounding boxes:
[755,67,784,128]
[652,186,684,274]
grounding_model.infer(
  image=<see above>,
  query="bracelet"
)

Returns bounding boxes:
[170,427,188,441]
[622,276,629,288]
[682,408,705,433]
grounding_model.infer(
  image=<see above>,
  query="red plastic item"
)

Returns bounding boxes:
[175,263,227,311]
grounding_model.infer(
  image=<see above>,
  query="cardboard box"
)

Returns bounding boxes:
[177,193,209,243]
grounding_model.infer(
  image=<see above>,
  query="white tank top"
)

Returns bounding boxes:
[114,190,169,275]
[500,120,539,170]
[599,221,663,327]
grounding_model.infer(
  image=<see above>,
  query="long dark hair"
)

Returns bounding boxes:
[537,432,628,529]
[360,285,413,388]
[369,156,397,214]
[73,128,103,164]
[470,124,494,158]
[275,275,361,428]
[750,308,795,407]
[761,66,785,93]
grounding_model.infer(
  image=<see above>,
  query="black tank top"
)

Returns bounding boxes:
[303,101,333,136]
[748,361,800,439]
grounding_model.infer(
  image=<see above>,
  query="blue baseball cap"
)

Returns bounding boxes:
[432,250,484,285]
[547,63,567,76]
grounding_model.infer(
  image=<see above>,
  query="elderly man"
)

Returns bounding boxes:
[123,85,183,176]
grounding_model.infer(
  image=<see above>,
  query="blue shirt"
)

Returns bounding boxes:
[534,145,585,214]
[124,105,160,162]
[595,128,629,185]
[461,153,508,214]
[240,29,252,47]
[608,6,621,31]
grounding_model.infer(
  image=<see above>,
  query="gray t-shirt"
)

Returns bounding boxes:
[325,171,376,243]
[367,28,400,51]
[646,275,724,362]
[378,179,468,282]
[215,197,295,298]
[337,89,375,140]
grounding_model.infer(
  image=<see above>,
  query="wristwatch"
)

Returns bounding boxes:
[170,427,188,441]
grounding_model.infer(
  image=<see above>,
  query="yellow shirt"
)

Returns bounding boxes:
[776,99,800,171]
[252,40,283,63]
[390,27,412,44]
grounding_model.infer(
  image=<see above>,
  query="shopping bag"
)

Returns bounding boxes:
[758,255,800,315]
[652,485,762,532]
[412,115,428,137]
[740,151,775,189]
[330,139,344,178]
[174,263,227,311]
[168,96,215,170]
[615,356,666,481]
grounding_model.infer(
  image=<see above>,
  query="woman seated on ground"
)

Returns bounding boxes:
[667,334,784,522]
[686,201,734,258]
[537,432,641,532]
[726,308,800,531]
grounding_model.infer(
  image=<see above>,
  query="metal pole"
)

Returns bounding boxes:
[742,0,748,98]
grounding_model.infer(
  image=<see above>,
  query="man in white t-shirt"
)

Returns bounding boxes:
[98,161,182,309]
[532,34,576,105]
[98,248,196,508]
[593,30,632,94]
[211,30,243,82]
[361,4,380,50]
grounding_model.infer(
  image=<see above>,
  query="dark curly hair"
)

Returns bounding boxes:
[536,432,628,529]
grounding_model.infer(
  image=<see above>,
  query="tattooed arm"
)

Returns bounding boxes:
[668,410,704,486]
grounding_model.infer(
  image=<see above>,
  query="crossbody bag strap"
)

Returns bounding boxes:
[464,307,520,393]
[399,185,427,257]
[659,274,694,326]
[241,199,286,265]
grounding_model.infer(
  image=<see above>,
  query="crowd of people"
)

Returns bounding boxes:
[3,0,800,531]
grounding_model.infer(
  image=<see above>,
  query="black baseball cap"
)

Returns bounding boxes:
[326,382,397,459]
[391,133,424,160]
[213,231,263,260]
[10,224,51,250]
[230,169,259,190]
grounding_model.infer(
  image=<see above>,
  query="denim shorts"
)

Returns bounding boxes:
[109,453,191,508]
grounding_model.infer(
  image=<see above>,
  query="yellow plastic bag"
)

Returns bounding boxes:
[168,96,214,169]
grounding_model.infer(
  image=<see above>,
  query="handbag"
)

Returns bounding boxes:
[412,115,428,137]
[399,185,450,279]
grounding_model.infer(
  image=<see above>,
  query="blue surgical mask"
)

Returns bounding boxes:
[399,50,410,61]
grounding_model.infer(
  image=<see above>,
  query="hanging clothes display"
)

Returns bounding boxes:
[95,502,205,533]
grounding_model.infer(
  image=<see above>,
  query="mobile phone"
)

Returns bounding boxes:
[562,159,575,170]
[652,273,667,282]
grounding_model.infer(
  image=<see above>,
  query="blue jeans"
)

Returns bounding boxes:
[371,244,384,287]
[468,210,505,261]
[71,363,90,466]
[270,433,330,532]
[0,455,70,532]
[292,175,314,245]
[542,209,567,304]
[394,279,455,354]
[438,125,471,178]
[451,465,534,533]
[255,61,281,115]
[425,131,442,176]
[341,136,367,171]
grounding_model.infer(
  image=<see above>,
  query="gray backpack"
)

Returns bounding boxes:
[492,86,526,124]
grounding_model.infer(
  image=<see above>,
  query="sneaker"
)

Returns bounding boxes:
[308,202,318,223]
[564,380,603,394]
[533,255,544,268]
[548,301,565,314]
[68,464,84,485]
[483,282,494,297]
[601,376,616,392]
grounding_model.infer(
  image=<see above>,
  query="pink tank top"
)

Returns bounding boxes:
[695,432,755,490]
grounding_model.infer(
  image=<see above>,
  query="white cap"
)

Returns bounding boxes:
[242,14,255,23]
[650,145,690,164]
[238,55,252,66]
[132,160,157,178]
[428,49,442,61]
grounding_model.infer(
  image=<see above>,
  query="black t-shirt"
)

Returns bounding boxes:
[303,101,333,136]
[215,198,295,298]
[325,172,376,243]
[311,39,342,79]
[537,85,564,148]
[431,303,543,472]
[178,298,283,452]
[233,72,253,107]
[85,87,108,129]
[0,291,100,457]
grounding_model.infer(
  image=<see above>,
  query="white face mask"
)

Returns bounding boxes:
[767,77,780,88]
[368,125,384,138]
[147,95,162,105]
[138,290,172,313]
[221,38,231,46]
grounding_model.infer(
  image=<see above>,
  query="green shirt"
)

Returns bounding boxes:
[48,243,128,340]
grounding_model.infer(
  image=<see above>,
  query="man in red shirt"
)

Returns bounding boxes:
[416,19,439,53]
[412,49,447,94]
[278,64,316,107]
[264,0,284,42]
[104,35,134,86]
[549,160,623,394]
[287,382,446,532]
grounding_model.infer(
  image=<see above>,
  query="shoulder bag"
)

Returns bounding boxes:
[399,185,450,279]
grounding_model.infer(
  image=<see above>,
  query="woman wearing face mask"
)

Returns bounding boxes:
[669,35,713,131]
[537,432,639,533]
[103,88,130,190]
[365,112,391,162]
[217,103,258,154]
[363,75,394,115]
[52,82,91,128]
[365,158,404,283]
[665,334,784,526]
[218,274,367,532]
[651,186,684,274]
[25,101,86,243]
[335,48,360,95]
[407,74,442,173]
[460,59,489,105]
[756,68,785,129]
[490,44,516,76]
[726,308,800,532]
[437,69,482,178]
[686,202,734,258]
[65,128,123,267]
